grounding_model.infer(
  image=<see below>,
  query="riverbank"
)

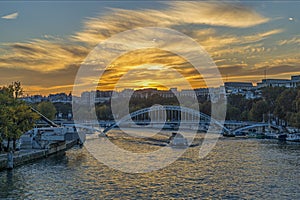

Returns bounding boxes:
[0,140,78,171]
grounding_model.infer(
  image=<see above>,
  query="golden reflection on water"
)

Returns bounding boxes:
[107,130,167,153]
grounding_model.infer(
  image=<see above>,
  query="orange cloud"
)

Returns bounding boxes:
[1,2,298,95]
[0,39,89,72]
[73,2,269,45]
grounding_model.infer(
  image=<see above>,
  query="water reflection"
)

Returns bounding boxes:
[0,130,299,199]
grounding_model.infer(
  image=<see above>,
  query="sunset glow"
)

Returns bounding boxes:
[0,1,299,95]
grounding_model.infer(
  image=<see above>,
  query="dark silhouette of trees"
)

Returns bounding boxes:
[249,100,269,122]
[89,86,300,129]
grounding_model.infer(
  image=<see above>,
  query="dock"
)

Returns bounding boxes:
[0,140,78,171]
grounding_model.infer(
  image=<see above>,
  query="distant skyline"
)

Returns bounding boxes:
[19,74,300,97]
[1,1,300,95]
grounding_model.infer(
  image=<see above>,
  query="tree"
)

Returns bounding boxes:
[274,89,297,121]
[240,111,250,121]
[0,82,39,151]
[37,101,57,120]
[8,81,23,99]
[10,104,39,149]
[53,102,72,119]
[289,112,300,129]
[226,104,241,120]
[288,89,300,128]
[261,87,285,112]
[225,94,255,121]
[0,87,13,151]
[249,100,269,122]
[96,105,112,120]
[0,109,13,151]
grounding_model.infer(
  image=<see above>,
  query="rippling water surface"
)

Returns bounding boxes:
[1,130,300,199]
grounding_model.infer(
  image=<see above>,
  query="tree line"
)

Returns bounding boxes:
[24,86,300,129]
[91,87,300,129]
[226,87,300,128]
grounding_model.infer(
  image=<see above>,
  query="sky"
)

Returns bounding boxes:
[0,1,300,95]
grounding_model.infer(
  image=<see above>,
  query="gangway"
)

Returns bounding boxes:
[30,107,60,127]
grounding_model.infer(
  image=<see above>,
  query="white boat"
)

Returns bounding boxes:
[264,131,278,139]
[168,132,188,147]
[286,133,300,142]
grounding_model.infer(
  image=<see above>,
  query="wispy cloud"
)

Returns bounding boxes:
[0,39,89,72]
[1,12,18,20]
[0,64,78,94]
[73,2,269,45]
[278,36,300,45]
[0,2,298,94]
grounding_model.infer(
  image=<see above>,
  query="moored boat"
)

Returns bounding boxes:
[169,132,188,148]
[286,133,300,142]
[247,132,265,139]
[278,133,287,141]
[264,131,278,139]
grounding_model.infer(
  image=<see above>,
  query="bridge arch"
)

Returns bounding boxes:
[232,123,281,135]
[103,105,231,134]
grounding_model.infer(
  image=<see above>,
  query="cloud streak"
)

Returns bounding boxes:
[1,12,18,19]
[0,2,298,94]
[0,39,89,72]
[73,2,269,45]
[278,36,300,45]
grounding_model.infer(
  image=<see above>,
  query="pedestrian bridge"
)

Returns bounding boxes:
[68,105,283,137]
[103,105,231,134]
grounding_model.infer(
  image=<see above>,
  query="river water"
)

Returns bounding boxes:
[0,129,299,199]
